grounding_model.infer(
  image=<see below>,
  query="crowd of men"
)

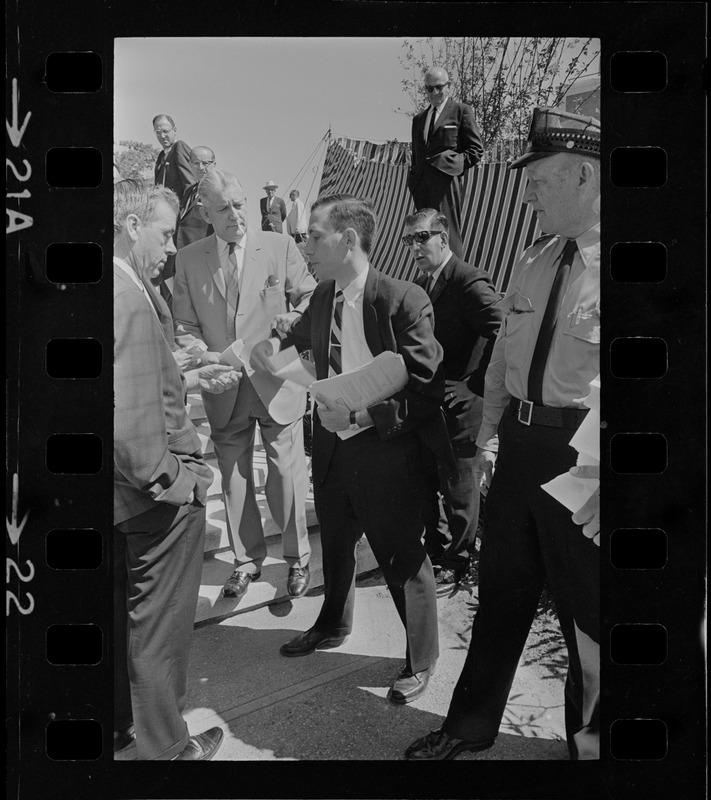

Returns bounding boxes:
[113,67,601,762]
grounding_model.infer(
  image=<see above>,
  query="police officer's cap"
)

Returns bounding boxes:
[509,107,600,170]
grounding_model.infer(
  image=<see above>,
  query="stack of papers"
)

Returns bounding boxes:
[541,375,600,513]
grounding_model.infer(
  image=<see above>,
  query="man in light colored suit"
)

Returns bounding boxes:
[176,146,216,251]
[286,189,308,243]
[173,170,317,602]
[113,179,226,761]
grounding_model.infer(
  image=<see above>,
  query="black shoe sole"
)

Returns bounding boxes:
[279,636,347,657]
[405,737,495,760]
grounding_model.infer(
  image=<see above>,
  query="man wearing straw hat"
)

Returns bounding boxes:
[260,179,287,233]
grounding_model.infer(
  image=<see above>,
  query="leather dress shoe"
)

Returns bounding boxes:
[287,564,310,597]
[388,663,436,705]
[404,727,495,760]
[435,567,463,598]
[279,627,347,657]
[113,724,136,753]
[173,726,224,761]
[222,570,260,599]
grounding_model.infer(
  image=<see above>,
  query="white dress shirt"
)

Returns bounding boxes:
[334,265,375,440]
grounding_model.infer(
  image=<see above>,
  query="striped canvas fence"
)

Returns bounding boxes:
[318,137,540,294]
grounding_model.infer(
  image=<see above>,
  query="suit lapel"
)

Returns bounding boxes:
[314,282,336,378]
[240,230,262,307]
[205,235,227,301]
[179,184,198,221]
[362,268,384,356]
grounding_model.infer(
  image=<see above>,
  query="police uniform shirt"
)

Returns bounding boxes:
[477,222,600,451]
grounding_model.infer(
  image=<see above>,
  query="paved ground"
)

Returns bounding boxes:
[118,541,568,762]
[117,392,569,762]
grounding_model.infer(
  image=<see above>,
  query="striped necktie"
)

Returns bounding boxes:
[527,239,578,405]
[328,290,344,376]
[225,241,240,340]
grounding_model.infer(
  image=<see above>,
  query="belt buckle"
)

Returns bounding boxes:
[518,400,533,426]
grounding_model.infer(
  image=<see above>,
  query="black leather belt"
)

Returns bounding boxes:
[508,398,589,429]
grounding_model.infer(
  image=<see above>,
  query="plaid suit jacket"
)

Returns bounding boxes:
[113,263,212,525]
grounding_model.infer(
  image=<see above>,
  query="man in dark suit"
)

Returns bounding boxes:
[403,208,503,597]
[251,194,455,705]
[153,114,193,198]
[260,180,287,233]
[153,114,194,305]
[113,179,226,761]
[176,146,216,250]
[408,67,484,258]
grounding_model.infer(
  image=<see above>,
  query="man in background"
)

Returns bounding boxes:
[113,179,226,761]
[260,180,287,233]
[176,146,216,250]
[286,189,308,243]
[407,67,483,258]
[152,114,193,305]
[403,208,502,597]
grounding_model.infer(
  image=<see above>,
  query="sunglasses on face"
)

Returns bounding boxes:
[425,83,449,93]
[401,230,443,247]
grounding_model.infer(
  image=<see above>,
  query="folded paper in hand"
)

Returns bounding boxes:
[219,339,255,376]
[268,346,317,388]
[311,351,408,411]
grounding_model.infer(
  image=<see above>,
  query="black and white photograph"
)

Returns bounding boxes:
[6,2,706,798]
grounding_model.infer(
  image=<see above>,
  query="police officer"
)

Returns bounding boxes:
[405,107,601,760]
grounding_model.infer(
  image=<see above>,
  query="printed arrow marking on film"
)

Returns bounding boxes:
[6,78,32,148]
[6,473,30,546]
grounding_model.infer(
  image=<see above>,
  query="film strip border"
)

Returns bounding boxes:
[5,4,706,799]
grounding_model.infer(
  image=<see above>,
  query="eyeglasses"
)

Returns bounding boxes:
[424,82,449,93]
[190,160,215,167]
[401,230,443,247]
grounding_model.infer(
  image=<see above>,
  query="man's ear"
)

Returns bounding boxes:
[578,161,596,188]
[199,204,211,224]
[126,214,141,242]
[343,227,358,251]
[440,229,449,249]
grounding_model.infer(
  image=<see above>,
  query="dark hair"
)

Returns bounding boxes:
[152,114,175,128]
[310,193,377,255]
[403,207,449,231]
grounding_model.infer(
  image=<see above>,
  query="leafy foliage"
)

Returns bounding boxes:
[114,140,161,180]
[398,38,600,161]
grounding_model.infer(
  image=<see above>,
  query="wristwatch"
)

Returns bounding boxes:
[348,410,360,431]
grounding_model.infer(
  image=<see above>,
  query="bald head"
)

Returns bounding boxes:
[424,66,451,107]
[189,146,216,181]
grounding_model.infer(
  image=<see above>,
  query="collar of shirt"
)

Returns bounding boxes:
[337,264,369,308]
[113,256,161,318]
[427,251,452,286]
[113,256,144,292]
[216,234,246,257]
[573,222,600,269]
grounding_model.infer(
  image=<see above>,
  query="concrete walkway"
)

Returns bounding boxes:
[116,391,569,761]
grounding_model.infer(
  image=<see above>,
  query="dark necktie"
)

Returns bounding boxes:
[225,242,240,339]
[328,290,344,376]
[427,107,437,142]
[527,239,578,405]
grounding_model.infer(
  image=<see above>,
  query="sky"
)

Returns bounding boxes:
[114,38,418,219]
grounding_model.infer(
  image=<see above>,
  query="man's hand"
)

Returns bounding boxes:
[272,311,301,336]
[570,465,600,546]
[197,364,241,394]
[314,393,350,433]
[200,350,222,366]
[173,349,201,372]
[445,378,477,407]
[473,447,497,496]
[249,338,279,373]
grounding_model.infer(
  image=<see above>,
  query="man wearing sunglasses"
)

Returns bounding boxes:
[407,67,483,258]
[402,210,502,599]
